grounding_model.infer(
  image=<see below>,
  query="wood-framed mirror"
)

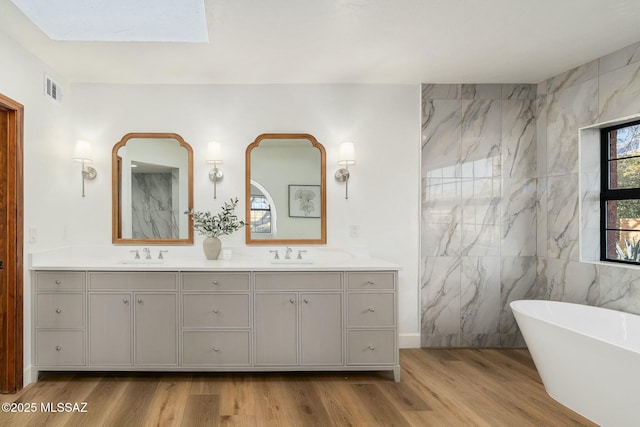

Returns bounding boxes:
[112,132,194,244]
[245,133,326,245]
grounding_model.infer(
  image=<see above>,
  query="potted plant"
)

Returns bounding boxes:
[185,197,245,260]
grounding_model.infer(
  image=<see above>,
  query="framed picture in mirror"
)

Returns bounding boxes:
[288,185,321,218]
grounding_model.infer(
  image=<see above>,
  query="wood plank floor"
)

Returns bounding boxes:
[0,349,595,426]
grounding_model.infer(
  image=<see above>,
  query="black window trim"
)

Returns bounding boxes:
[600,118,640,265]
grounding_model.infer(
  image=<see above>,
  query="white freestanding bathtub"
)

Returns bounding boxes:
[511,300,640,427]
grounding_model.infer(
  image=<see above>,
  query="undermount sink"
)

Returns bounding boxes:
[119,259,165,264]
[270,259,314,264]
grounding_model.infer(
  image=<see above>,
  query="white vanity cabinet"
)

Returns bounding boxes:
[87,272,178,367]
[32,265,399,381]
[33,271,86,366]
[254,272,343,366]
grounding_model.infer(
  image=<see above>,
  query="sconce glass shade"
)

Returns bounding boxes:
[337,141,355,165]
[73,140,93,162]
[206,141,223,164]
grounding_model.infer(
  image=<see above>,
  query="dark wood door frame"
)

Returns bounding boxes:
[0,93,24,393]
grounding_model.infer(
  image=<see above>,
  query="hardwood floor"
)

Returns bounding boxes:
[0,349,595,426]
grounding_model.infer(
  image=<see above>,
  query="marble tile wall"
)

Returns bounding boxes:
[131,172,179,239]
[420,40,640,348]
[539,40,640,315]
[421,83,536,347]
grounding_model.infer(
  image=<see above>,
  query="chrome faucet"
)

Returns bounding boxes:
[297,250,307,260]
[269,250,280,260]
[284,246,293,259]
[143,247,151,259]
[130,250,140,259]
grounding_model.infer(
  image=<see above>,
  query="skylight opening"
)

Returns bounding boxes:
[10,0,209,42]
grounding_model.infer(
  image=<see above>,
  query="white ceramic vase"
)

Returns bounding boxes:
[202,236,222,260]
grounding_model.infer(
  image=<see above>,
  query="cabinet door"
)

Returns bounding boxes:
[254,293,297,365]
[89,293,132,365]
[135,293,177,365]
[300,292,343,366]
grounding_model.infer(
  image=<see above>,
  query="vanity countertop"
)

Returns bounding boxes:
[29,246,401,272]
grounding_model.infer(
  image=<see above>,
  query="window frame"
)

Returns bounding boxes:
[600,118,640,265]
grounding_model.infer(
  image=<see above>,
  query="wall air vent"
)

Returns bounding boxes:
[44,74,62,103]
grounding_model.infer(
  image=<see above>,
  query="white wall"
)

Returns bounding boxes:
[67,83,423,345]
[0,30,74,382]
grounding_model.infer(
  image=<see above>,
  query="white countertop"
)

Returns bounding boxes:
[29,246,401,272]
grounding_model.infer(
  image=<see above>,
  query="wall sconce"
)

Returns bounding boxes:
[72,140,97,197]
[335,141,356,199]
[207,141,223,199]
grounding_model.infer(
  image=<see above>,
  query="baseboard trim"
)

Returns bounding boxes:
[23,365,36,387]
[399,333,420,349]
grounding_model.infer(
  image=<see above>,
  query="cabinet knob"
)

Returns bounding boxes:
[211,280,218,285]
[368,307,375,312]
[368,345,376,350]
[289,298,295,304]
[55,308,62,313]
[137,298,143,304]
[55,280,61,285]
[123,298,129,304]
[212,309,219,314]
[213,347,219,352]
[56,346,62,351]
[304,299,309,304]
[367,280,374,285]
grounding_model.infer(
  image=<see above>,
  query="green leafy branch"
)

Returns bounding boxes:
[185,197,246,238]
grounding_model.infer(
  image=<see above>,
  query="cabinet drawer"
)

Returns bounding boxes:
[36,293,85,328]
[182,272,250,291]
[89,272,177,291]
[347,330,395,365]
[347,293,395,327]
[182,294,250,328]
[36,330,85,366]
[183,331,250,366]
[255,272,342,291]
[347,272,395,290]
[35,271,84,291]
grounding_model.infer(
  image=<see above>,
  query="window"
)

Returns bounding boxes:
[250,194,272,233]
[601,119,640,264]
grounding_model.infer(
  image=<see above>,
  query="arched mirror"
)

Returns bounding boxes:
[112,133,194,244]
[245,133,326,245]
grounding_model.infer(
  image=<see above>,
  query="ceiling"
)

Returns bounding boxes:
[2,0,640,85]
